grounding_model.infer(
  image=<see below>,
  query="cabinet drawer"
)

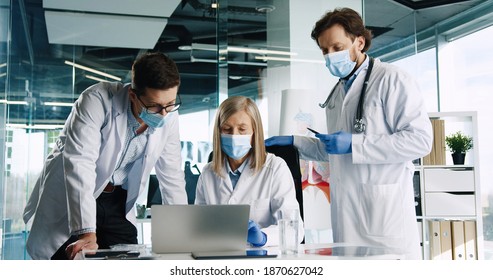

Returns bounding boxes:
[424,192,475,216]
[424,169,474,192]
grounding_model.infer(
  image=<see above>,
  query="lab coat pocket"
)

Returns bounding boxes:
[250,198,270,224]
[360,183,403,238]
[364,103,385,134]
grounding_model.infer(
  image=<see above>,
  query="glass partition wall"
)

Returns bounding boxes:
[2,0,493,259]
[0,0,8,261]
[0,0,222,259]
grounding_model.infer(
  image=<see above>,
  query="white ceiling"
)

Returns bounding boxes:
[365,0,487,51]
[42,0,180,17]
[43,0,180,49]
[45,11,169,49]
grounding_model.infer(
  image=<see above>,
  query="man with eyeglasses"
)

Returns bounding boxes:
[23,52,188,260]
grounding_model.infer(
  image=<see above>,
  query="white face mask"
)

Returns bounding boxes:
[220,134,252,160]
[139,109,169,128]
[324,39,360,78]
[324,49,357,78]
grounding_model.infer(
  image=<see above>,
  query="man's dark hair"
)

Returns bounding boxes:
[311,7,373,52]
[132,52,180,95]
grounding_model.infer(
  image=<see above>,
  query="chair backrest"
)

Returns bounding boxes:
[184,161,200,204]
[265,145,304,221]
[146,161,199,207]
[146,174,162,208]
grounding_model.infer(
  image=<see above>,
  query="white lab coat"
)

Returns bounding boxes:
[294,58,432,259]
[195,153,304,247]
[23,82,187,260]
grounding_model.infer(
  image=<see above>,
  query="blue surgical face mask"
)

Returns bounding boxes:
[220,134,252,160]
[139,110,169,128]
[324,49,357,78]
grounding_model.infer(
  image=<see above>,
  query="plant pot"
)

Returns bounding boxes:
[452,152,466,165]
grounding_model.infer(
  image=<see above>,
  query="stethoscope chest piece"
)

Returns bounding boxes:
[354,118,366,133]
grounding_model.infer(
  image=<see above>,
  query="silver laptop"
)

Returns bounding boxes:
[151,204,250,254]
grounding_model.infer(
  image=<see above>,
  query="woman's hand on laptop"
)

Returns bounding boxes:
[247,220,267,247]
[65,232,99,260]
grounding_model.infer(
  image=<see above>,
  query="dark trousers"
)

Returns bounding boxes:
[51,186,137,260]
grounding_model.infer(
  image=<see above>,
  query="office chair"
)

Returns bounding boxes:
[184,161,200,204]
[207,146,304,221]
[146,161,199,208]
[265,145,304,222]
[146,174,162,209]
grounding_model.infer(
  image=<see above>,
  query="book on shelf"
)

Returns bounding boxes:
[431,119,437,164]
[435,119,446,165]
[451,220,466,260]
[423,119,446,165]
[440,220,453,260]
[429,220,441,260]
[413,171,422,216]
[463,220,477,260]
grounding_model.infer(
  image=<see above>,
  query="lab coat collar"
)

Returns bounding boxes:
[343,54,370,92]
[226,156,249,174]
[112,83,132,116]
[221,156,251,192]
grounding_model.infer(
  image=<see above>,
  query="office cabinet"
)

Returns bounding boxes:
[423,169,474,192]
[414,111,483,260]
[425,192,476,216]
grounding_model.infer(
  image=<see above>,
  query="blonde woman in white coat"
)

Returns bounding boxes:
[23,53,188,260]
[195,96,304,247]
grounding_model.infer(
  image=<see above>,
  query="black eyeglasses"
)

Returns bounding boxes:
[136,94,181,114]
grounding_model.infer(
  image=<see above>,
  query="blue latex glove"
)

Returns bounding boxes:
[264,136,293,147]
[247,220,267,247]
[315,131,352,154]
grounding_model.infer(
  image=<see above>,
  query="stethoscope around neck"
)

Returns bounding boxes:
[319,57,375,134]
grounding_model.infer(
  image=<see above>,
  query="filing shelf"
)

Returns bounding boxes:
[414,112,483,260]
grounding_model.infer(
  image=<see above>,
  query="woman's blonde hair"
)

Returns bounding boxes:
[212,96,267,176]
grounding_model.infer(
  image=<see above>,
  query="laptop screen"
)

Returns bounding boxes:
[151,204,250,253]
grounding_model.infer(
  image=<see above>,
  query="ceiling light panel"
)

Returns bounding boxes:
[45,11,167,49]
[42,0,180,18]
[64,60,121,81]
[43,0,181,49]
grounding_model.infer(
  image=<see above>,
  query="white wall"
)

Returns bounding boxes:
[264,0,361,137]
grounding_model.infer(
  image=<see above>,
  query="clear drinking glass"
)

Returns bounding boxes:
[278,209,300,255]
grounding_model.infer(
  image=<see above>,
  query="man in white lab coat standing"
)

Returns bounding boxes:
[266,8,432,259]
[23,52,188,260]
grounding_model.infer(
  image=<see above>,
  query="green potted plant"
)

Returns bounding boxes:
[445,131,473,165]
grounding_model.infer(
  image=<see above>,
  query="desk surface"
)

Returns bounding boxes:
[79,243,403,260]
